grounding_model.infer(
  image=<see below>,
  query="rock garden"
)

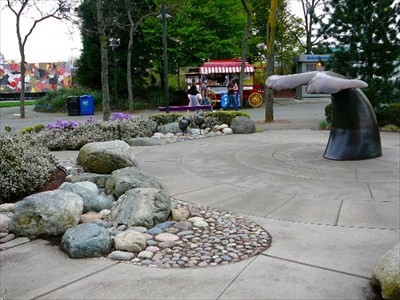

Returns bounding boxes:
[0,111,272,269]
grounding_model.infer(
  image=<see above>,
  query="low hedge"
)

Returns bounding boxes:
[324,102,400,128]
[34,87,102,112]
[375,103,400,127]
[149,110,250,127]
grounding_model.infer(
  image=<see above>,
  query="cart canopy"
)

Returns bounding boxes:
[200,60,254,74]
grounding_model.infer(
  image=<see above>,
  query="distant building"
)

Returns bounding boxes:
[293,54,331,99]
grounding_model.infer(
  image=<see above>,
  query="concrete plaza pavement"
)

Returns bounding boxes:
[1,99,399,299]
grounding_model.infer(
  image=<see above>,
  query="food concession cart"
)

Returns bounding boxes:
[185,59,265,108]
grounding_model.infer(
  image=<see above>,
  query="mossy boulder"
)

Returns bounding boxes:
[77,140,138,174]
[372,242,400,300]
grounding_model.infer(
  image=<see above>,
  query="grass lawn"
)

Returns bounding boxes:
[0,100,36,108]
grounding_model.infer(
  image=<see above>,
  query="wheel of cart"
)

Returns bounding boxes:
[207,90,218,107]
[247,92,263,108]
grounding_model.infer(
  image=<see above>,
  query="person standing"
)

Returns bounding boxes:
[226,77,238,111]
[188,78,200,107]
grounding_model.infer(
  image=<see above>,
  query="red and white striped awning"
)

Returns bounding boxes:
[200,66,254,74]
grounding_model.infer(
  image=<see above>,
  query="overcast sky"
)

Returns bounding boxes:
[0,0,303,64]
[0,1,82,63]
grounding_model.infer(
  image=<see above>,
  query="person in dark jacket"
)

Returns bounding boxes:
[188,79,200,106]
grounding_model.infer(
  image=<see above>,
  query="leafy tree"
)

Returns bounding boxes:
[294,0,325,54]
[320,0,400,106]
[4,0,75,118]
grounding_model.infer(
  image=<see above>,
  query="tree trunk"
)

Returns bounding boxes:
[264,0,279,122]
[16,10,25,118]
[19,50,26,119]
[97,0,110,121]
[126,6,134,113]
[239,0,251,108]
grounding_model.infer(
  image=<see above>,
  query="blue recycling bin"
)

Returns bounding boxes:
[220,93,238,109]
[80,95,94,115]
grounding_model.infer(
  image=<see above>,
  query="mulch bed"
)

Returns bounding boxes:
[8,168,67,203]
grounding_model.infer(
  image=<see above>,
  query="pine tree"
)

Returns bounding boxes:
[320,0,400,106]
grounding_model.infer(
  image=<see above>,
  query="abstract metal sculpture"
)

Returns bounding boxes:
[195,115,205,134]
[179,119,189,135]
[266,71,382,160]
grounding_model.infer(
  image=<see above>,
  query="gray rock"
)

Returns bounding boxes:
[59,182,112,213]
[114,230,147,253]
[61,223,112,258]
[9,190,83,238]
[66,173,111,188]
[0,233,15,243]
[0,203,15,214]
[157,221,174,230]
[107,250,135,261]
[77,140,138,174]
[106,167,163,198]
[372,242,400,300]
[0,214,12,232]
[75,181,99,194]
[147,226,163,235]
[160,123,181,134]
[111,188,171,229]
[0,237,30,250]
[127,137,166,146]
[230,116,256,134]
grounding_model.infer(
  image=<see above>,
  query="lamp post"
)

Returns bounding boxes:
[109,37,120,103]
[161,0,170,113]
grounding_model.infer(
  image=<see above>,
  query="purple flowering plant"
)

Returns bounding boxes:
[46,118,95,131]
[109,112,132,122]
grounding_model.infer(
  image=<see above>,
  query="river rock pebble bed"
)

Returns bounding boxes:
[103,201,272,268]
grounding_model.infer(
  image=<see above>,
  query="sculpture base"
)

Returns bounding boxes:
[324,127,382,160]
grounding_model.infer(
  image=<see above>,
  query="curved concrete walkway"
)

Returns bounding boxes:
[1,101,399,299]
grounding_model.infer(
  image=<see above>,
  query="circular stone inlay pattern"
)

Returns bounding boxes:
[105,201,271,268]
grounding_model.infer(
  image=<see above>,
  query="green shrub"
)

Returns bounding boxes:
[319,120,331,130]
[20,124,45,134]
[204,111,250,126]
[325,103,332,123]
[149,113,183,125]
[381,124,400,132]
[374,103,400,127]
[0,131,56,203]
[34,87,102,112]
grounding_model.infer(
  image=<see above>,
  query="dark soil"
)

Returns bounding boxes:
[8,168,67,203]
[37,168,67,193]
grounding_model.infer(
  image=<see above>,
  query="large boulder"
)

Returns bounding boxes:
[372,242,400,300]
[9,190,83,238]
[59,182,113,213]
[230,116,256,134]
[106,167,163,198]
[77,140,138,174]
[111,188,171,229]
[61,223,112,258]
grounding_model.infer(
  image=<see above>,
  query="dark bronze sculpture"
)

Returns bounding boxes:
[266,71,382,160]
